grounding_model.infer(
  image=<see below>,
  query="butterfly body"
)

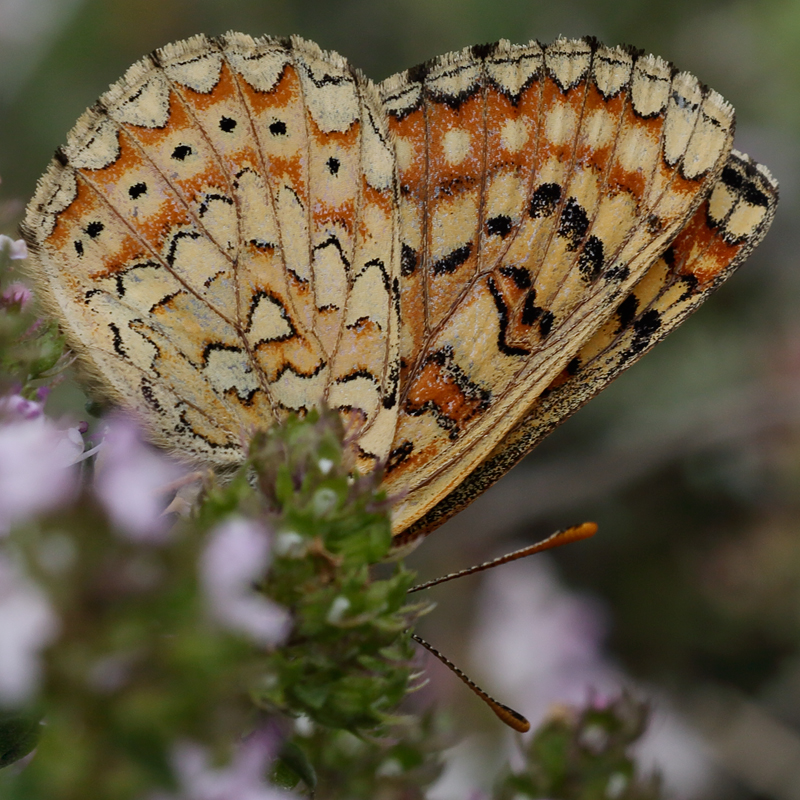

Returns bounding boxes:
[22,34,778,545]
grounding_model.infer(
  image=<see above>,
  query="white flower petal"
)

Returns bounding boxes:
[0,235,28,260]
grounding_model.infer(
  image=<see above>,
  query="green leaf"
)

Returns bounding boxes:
[0,711,41,769]
[275,740,317,791]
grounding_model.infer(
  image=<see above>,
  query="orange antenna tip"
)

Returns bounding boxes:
[408,522,598,593]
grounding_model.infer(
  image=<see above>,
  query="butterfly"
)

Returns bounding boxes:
[22,33,778,549]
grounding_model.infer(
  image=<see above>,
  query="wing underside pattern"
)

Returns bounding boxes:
[379,38,738,534]
[22,34,777,544]
[24,33,401,473]
[394,149,778,545]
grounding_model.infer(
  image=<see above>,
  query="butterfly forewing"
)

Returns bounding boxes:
[379,38,735,535]
[395,149,778,544]
[23,34,401,473]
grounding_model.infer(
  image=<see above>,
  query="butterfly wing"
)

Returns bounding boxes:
[379,38,736,537]
[23,33,401,472]
[394,149,779,545]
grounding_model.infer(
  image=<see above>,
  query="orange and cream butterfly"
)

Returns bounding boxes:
[22,33,778,549]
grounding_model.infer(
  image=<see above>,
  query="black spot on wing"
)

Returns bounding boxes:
[635,309,662,339]
[539,310,554,338]
[326,157,340,175]
[470,41,498,60]
[269,120,287,136]
[171,144,192,161]
[86,221,104,239]
[401,243,418,276]
[431,243,472,276]
[499,265,532,289]
[622,309,662,361]
[742,179,770,208]
[219,116,237,132]
[129,182,147,199]
[521,291,539,326]
[720,165,743,190]
[577,236,605,282]
[520,290,554,338]
[486,215,513,237]
[529,183,562,218]
[605,264,630,283]
[677,274,699,301]
[615,294,638,332]
[646,213,663,234]
[74,240,84,257]
[557,198,589,250]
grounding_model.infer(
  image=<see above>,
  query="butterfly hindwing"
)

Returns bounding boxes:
[23,34,401,472]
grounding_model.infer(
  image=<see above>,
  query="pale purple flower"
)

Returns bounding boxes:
[1,281,32,309]
[150,731,296,800]
[470,558,619,729]
[0,235,28,261]
[201,517,290,647]
[0,411,80,534]
[453,557,716,800]
[93,416,183,542]
[0,556,58,706]
[0,393,43,421]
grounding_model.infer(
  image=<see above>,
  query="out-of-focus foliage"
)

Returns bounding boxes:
[496,695,661,800]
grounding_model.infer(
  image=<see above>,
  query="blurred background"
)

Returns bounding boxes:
[1,0,798,797]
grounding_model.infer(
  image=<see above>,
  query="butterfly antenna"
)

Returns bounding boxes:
[408,521,597,593]
[411,633,530,733]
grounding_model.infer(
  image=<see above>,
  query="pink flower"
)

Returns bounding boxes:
[150,730,295,800]
[1,281,32,309]
[0,556,58,706]
[201,518,290,647]
[0,393,43,421]
[0,235,28,261]
[93,417,183,543]
[0,410,80,534]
